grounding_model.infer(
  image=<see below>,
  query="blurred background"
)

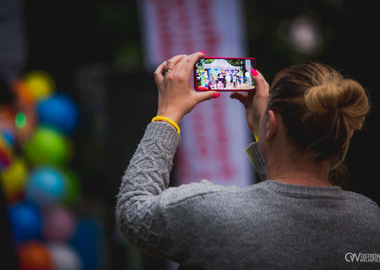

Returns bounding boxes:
[0,0,379,269]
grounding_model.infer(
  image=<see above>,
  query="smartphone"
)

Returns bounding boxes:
[194,57,256,91]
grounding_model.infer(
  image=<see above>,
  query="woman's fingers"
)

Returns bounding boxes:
[193,90,219,105]
[155,55,187,82]
[165,54,187,73]
[230,91,253,108]
[156,52,205,86]
[176,51,205,75]
[251,69,269,99]
[154,52,219,123]
[179,52,218,103]
[231,68,268,108]
[229,69,269,133]
[154,61,167,84]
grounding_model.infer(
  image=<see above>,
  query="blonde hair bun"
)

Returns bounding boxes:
[305,78,369,130]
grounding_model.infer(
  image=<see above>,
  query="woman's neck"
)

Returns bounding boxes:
[266,155,332,187]
[261,113,333,187]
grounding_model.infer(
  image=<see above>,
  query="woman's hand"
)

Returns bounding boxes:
[230,69,270,135]
[154,52,218,124]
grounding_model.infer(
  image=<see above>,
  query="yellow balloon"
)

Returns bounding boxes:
[0,158,28,198]
[23,70,56,101]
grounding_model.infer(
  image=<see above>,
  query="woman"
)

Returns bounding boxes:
[116,52,380,269]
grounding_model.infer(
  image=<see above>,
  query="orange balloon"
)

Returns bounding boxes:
[11,79,35,105]
[18,241,53,270]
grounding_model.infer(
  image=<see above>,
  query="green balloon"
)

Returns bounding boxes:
[61,167,81,205]
[24,127,71,165]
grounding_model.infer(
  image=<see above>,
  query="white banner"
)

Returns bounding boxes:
[139,0,254,187]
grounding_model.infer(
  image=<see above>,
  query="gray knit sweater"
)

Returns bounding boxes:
[116,122,380,270]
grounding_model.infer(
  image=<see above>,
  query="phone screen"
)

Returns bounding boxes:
[194,57,256,91]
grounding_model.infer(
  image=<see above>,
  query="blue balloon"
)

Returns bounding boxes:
[26,166,66,206]
[1,129,15,146]
[70,219,101,270]
[37,92,79,134]
[8,201,42,243]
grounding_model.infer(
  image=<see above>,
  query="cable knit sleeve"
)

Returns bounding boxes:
[115,121,181,258]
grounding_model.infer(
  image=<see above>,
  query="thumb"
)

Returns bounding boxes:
[194,91,220,104]
[230,91,254,108]
[230,92,247,105]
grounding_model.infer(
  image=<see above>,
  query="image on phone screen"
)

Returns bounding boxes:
[194,57,256,91]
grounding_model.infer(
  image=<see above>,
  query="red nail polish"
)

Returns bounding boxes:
[212,93,220,98]
[200,51,206,54]
[251,68,258,77]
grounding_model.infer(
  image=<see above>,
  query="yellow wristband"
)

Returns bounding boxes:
[152,116,181,135]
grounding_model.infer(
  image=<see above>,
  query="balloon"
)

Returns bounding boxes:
[61,167,81,206]
[11,79,35,105]
[1,128,15,146]
[8,201,42,242]
[26,167,66,206]
[48,243,81,270]
[70,219,101,270]
[23,127,71,165]
[37,93,79,134]
[23,70,55,101]
[15,111,28,129]
[0,158,28,200]
[0,134,13,169]
[18,241,53,270]
[42,206,76,242]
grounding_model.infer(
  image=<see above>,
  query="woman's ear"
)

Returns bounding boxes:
[265,110,278,143]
